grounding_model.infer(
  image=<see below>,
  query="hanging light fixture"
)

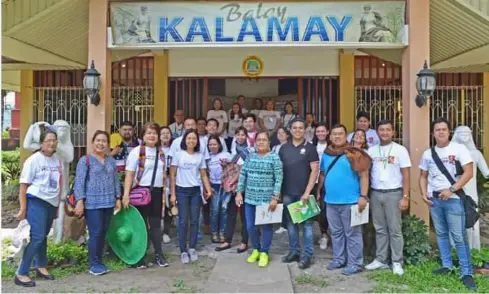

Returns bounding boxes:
[415,60,436,108]
[83,60,101,106]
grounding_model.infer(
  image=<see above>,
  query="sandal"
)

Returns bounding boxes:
[215,242,231,252]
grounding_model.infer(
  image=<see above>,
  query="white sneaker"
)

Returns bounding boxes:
[392,262,404,276]
[365,259,389,270]
[275,227,287,234]
[163,234,171,244]
[319,236,328,250]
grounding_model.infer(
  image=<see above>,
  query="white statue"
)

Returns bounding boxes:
[23,120,74,244]
[453,125,489,250]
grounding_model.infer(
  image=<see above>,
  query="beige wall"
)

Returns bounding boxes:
[168,48,339,77]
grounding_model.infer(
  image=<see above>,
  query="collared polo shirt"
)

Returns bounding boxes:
[279,140,319,196]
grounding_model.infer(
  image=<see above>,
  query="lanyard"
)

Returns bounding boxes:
[378,143,393,169]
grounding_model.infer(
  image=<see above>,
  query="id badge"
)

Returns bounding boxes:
[380,167,389,182]
[49,173,58,189]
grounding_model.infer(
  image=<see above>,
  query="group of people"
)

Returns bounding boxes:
[13,94,478,290]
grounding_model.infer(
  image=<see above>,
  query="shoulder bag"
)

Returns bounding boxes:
[65,156,89,217]
[129,146,159,206]
[430,147,479,228]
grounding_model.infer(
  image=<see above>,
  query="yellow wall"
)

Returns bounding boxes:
[339,50,355,132]
[154,51,169,126]
[484,72,489,163]
[20,70,34,165]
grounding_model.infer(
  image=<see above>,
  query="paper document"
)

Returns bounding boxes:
[255,204,284,225]
[351,203,369,227]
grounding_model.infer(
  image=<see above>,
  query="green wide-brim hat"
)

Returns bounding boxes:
[106,205,147,265]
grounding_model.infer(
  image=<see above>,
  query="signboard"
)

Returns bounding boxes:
[110,1,406,48]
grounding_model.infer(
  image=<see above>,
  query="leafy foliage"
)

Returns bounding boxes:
[1,149,21,183]
[470,247,489,267]
[477,171,489,213]
[402,215,432,265]
[2,179,20,202]
[46,240,88,266]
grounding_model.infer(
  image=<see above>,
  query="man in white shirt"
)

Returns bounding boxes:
[347,111,380,147]
[204,118,229,153]
[169,110,185,139]
[419,118,476,291]
[366,120,411,276]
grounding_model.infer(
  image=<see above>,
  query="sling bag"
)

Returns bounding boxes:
[430,147,479,228]
[129,146,159,206]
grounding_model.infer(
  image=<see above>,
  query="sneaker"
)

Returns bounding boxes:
[155,254,169,267]
[247,249,260,263]
[298,257,312,269]
[89,265,107,276]
[101,264,110,273]
[258,253,269,267]
[365,259,389,271]
[281,252,300,263]
[342,265,363,276]
[162,234,171,244]
[181,252,190,264]
[319,236,328,250]
[275,227,287,234]
[432,267,452,275]
[188,248,199,262]
[392,262,404,276]
[327,261,346,270]
[461,275,477,291]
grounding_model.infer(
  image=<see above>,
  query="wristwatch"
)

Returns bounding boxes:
[360,195,369,201]
[449,186,457,193]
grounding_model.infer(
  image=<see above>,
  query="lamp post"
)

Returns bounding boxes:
[415,60,436,108]
[83,60,101,106]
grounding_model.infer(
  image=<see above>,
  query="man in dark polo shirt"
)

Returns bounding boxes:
[279,118,320,269]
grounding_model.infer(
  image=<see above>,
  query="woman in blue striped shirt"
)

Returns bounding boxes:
[74,130,121,276]
[235,131,283,268]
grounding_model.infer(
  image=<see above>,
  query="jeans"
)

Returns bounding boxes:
[283,194,314,259]
[371,189,404,263]
[85,208,113,267]
[210,183,231,234]
[225,194,249,244]
[245,203,273,253]
[177,186,202,253]
[17,197,57,275]
[135,187,164,257]
[430,197,472,276]
[327,203,364,267]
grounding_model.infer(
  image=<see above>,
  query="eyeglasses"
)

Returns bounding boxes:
[43,139,58,144]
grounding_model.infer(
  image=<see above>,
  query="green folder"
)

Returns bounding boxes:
[287,196,321,224]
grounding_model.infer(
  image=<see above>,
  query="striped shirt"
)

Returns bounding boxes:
[237,152,283,206]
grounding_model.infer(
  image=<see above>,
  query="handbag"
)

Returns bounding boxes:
[430,147,480,228]
[129,146,159,206]
[65,156,89,217]
[221,154,242,193]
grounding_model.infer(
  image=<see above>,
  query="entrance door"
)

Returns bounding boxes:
[300,77,339,127]
[169,78,206,119]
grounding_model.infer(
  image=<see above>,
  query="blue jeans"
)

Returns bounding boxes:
[85,208,113,267]
[430,197,472,276]
[245,203,273,253]
[17,197,57,275]
[327,203,364,267]
[210,183,231,234]
[177,186,202,253]
[283,194,314,259]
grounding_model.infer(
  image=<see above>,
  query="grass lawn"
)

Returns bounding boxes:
[367,260,489,293]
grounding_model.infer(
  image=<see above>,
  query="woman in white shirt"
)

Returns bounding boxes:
[259,99,282,136]
[312,123,330,249]
[272,127,289,154]
[160,126,173,244]
[227,102,244,151]
[282,102,298,130]
[123,122,168,269]
[207,98,228,138]
[16,129,62,287]
[170,129,213,264]
[305,113,316,142]
[207,135,232,243]
[250,98,264,130]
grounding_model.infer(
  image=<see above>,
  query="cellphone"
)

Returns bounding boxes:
[432,191,441,199]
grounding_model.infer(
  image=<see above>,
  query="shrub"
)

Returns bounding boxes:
[478,171,489,213]
[471,247,489,268]
[402,215,432,265]
[46,240,88,266]
[1,149,20,183]
[2,179,20,202]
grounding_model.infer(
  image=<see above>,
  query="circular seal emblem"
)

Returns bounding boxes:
[242,56,263,78]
